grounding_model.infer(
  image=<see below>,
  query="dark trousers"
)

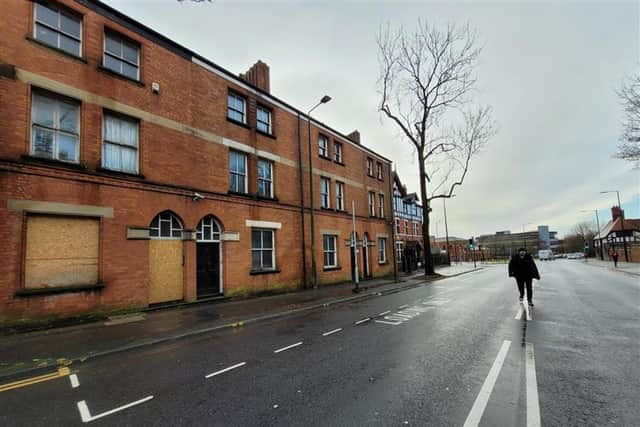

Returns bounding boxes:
[516,278,533,302]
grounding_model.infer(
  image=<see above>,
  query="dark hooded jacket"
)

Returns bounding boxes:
[508,253,540,280]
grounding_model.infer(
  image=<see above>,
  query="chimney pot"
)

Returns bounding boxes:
[347,130,360,144]
[240,60,270,93]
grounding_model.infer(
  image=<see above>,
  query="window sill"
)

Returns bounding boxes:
[323,266,341,272]
[334,160,345,166]
[227,191,279,203]
[96,167,145,180]
[318,155,332,161]
[15,283,105,298]
[250,269,280,276]
[378,261,389,265]
[226,116,251,130]
[320,206,333,211]
[97,65,144,87]
[25,36,88,64]
[256,194,279,202]
[256,129,276,139]
[21,154,87,171]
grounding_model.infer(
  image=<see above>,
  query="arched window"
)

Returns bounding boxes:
[149,211,183,239]
[196,216,221,242]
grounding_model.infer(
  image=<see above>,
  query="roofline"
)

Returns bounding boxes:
[77,0,392,164]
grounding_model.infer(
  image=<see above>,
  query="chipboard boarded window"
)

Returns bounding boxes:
[24,216,99,288]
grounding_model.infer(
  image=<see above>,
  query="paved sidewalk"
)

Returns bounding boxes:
[579,258,640,276]
[0,263,480,382]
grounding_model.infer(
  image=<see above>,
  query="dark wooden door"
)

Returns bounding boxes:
[197,242,220,297]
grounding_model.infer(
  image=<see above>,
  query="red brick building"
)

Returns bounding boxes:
[0,0,393,325]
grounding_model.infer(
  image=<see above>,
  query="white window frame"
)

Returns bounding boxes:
[367,158,373,176]
[149,211,183,239]
[334,142,343,163]
[369,192,376,217]
[335,182,344,211]
[396,219,401,234]
[30,91,80,163]
[320,177,331,209]
[378,238,387,263]
[376,162,383,179]
[256,105,272,134]
[258,158,274,198]
[323,234,338,268]
[102,112,139,174]
[196,216,221,242]
[378,194,384,218]
[103,32,140,81]
[318,135,329,157]
[413,222,418,236]
[227,92,246,124]
[229,150,248,193]
[33,2,82,57]
[396,241,404,263]
[251,228,275,271]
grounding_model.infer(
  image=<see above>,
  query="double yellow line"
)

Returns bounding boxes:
[0,367,70,393]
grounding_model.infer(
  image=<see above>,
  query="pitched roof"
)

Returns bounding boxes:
[595,217,640,240]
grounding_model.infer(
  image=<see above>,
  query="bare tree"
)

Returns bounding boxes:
[616,74,640,167]
[377,21,496,275]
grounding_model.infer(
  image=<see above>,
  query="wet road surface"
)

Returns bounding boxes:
[1,260,638,426]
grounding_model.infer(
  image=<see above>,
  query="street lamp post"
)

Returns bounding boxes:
[307,95,332,289]
[580,209,602,260]
[600,190,628,262]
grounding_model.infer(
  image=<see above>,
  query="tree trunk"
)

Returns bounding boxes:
[418,149,435,275]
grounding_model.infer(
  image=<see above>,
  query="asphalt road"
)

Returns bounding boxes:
[1,261,638,426]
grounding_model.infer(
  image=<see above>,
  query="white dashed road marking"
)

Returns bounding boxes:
[463,340,512,427]
[205,362,247,379]
[378,310,391,316]
[322,328,342,336]
[375,320,402,325]
[77,396,154,423]
[69,374,79,388]
[355,318,371,325]
[274,342,303,353]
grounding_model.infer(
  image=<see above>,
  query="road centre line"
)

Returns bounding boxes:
[463,340,512,427]
[322,328,342,336]
[526,343,541,427]
[378,310,391,316]
[515,306,524,320]
[274,342,303,353]
[77,396,154,423]
[397,304,409,309]
[355,318,371,325]
[70,374,80,388]
[205,362,247,379]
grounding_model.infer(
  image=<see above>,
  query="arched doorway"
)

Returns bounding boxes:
[148,211,184,304]
[362,233,371,278]
[196,215,222,298]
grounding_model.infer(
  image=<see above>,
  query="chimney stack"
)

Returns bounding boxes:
[239,60,270,93]
[347,130,360,144]
[611,206,625,220]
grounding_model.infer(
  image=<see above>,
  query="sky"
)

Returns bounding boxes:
[102,0,639,238]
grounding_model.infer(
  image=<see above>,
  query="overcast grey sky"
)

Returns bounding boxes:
[104,0,639,238]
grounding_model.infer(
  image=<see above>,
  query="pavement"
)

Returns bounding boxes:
[0,263,480,382]
[577,257,640,276]
[1,260,637,426]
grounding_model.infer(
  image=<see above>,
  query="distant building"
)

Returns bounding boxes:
[594,207,640,262]
[477,226,558,257]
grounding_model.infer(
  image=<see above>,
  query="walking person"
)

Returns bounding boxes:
[611,249,619,268]
[508,248,540,306]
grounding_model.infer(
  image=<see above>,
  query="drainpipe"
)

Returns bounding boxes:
[296,113,308,289]
[307,117,318,288]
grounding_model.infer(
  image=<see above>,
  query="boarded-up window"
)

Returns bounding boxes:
[25,216,99,288]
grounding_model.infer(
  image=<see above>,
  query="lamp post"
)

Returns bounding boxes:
[307,95,331,289]
[443,196,455,266]
[600,190,628,262]
[580,209,602,260]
